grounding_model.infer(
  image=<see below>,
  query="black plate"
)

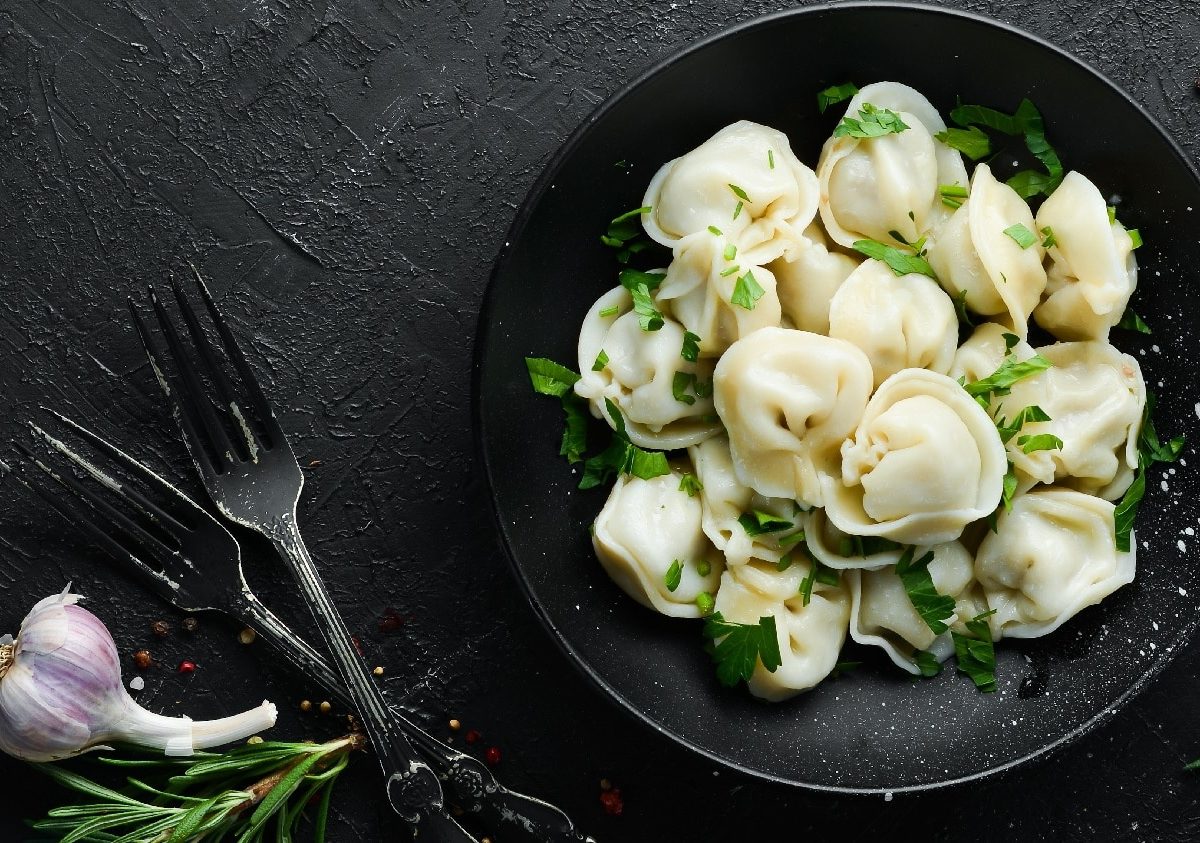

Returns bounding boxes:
[474,2,1200,792]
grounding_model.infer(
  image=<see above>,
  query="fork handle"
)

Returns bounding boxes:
[268,514,469,837]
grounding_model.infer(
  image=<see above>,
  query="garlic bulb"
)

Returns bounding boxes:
[0,588,277,762]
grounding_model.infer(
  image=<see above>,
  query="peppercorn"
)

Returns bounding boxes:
[238,627,256,645]
[150,620,170,638]
[300,700,313,713]
[133,650,152,669]
[372,666,384,676]
[181,617,199,633]
[448,718,461,731]
[319,701,332,715]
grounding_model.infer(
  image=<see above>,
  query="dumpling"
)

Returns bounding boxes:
[824,369,1007,545]
[592,468,724,618]
[848,541,982,673]
[711,564,850,701]
[803,507,904,571]
[827,258,958,388]
[975,489,1135,638]
[770,222,861,334]
[947,321,1036,385]
[925,163,1047,338]
[817,81,968,248]
[1033,171,1138,341]
[656,231,782,357]
[686,436,804,568]
[997,341,1145,500]
[642,121,819,265]
[575,286,722,449]
[713,327,874,506]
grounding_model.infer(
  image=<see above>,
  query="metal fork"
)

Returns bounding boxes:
[4,410,590,842]
[129,274,476,842]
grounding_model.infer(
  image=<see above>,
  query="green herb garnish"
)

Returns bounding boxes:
[1040,226,1057,248]
[738,510,793,536]
[934,125,992,160]
[817,82,859,113]
[679,472,703,497]
[598,305,620,318]
[767,148,775,169]
[1116,309,1151,334]
[1115,390,1186,551]
[949,98,1063,198]
[731,270,765,310]
[1003,222,1037,249]
[696,591,715,616]
[602,206,653,263]
[672,371,699,406]
[707,225,723,236]
[681,331,701,362]
[525,357,589,463]
[913,650,943,677]
[1017,433,1064,454]
[852,238,937,279]
[630,283,664,332]
[696,558,712,577]
[592,349,609,372]
[702,612,783,687]
[963,354,1052,404]
[895,547,956,634]
[952,610,998,692]
[799,560,840,607]
[618,268,666,293]
[578,399,671,489]
[665,560,683,593]
[723,243,738,261]
[951,289,974,327]
[995,405,1052,444]
[1128,229,1143,249]
[834,102,910,138]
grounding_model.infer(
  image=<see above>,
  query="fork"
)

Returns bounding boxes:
[128,274,478,842]
[6,410,591,842]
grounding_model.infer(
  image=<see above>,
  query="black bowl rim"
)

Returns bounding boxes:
[472,0,1200,794]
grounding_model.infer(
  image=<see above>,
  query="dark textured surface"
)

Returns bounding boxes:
[0,0,1198,840]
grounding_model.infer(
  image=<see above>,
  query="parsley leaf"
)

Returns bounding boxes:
[707,225,723,236]
[963,354,1052,402]
[737,510,793,537]
[559,393,589,464]
[1128,229,1144,250]
[894,547,956,634]
[723,243,738,261]
[696,558,712,577]
[913,650,943,677]
[952,611,997,692]
[525,357,580,397]
[630,283,664,332]
[1040,226,1057,248]
[731,270,765,310]
[526,358,590,464]
[817,82,859,113]
[602,207,653,263]
[1113,466,1145,553]
[1003,223,1037,249]
[672,371,698,405]
[1001,461,1019,511]
[681,331,701,362]
[578,399,671,489]
[852,239,937,279]
[837,535,903,557]
[728,183,750,201]
[1116,310,1151,334]
[591,350,609,372]
[799,559,839,607]
[732,200,743,220]
[702,612,783,687]
[618,268,666,293]
[611,206,651,224]
[934,126,991,160]
[665,560,683,593]
[834,102,910,138]
[1017,433,1064,454]
[679,473,703,497]
[995,405,1051,444]
[951,289,975,327]
[696,592,715,615]
[950,98,1063,198]
[1116,390,1186,551]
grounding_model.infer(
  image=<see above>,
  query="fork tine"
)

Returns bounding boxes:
[37,411,194,538]
[129,297,222,479]
[168,275,254,462]
[188,267,282,450]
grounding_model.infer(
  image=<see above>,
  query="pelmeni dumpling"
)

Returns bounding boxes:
[1033,171,1138,341]
[686,436,803,568]
[817,82,968,248]
[642,121,819,265]
[575,286,721,449]
[713,327,874,506]
[975,489,1135,638]
[802,507,904,571]
[827,259,958,388]
[824,369,1007,545]
[926,163,1047,338]
[712,564,850,701]
[656,231,782,357]
[947,321,1036,385]
[997,341,1145,500]
[592,468,724,618]
[848,541,981,673]
[770,222,861,334]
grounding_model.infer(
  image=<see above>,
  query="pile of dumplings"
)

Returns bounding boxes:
[574,82,1147,701]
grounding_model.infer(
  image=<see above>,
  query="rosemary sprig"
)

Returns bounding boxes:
[29,733,363,843]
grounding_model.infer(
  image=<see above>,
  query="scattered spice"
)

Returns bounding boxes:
[132,650,152,670]
[372,666,384,676]
[448,719,461,731]
[150,620,170,638]
[319,701,332,715]
[599,787,624,816]
[238,627,257,645]
[181,617,199,633]
[300,700,313,713]
[177,660,197,675]
[484,746,501,766]
[378,608,404,633]
[465,729,481,745]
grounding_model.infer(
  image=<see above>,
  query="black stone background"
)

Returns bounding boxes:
[0,0,1198,840]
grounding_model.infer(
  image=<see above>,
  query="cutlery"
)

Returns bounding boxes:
[5,409,591,842]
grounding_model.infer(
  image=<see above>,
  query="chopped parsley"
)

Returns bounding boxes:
[934,125,992,160]
[767,148,775,169]
[665,560,683,593]
[1040,226,1057,248]
[1002,222,1037,249]
[525,357,579,398]
[1116,309,1151,334]
[1107,205,1117,224]
[963,353,1052,405]
[732,200,743,220]
[949,99,1063,198]
[895,547,956,634]
[678,473,703,497]
[630,283,664,332]
[719,264,740,277]
[834,102,910,138]
[618,268,665,293]
[816,82,859,113]
[723,243,738,261]
[681,331,701,362]
[1115,390,1186,551]
[578,399,671,489]
[799,560,839,606]
[707,225,723,236]
[601,206,653,263]
[728,183,750,201]
[1001,461,1019,511]
[524,357,589,464]
[995,405,1052,444]
[702,613,783,687]
[598,305,620,318]
[1017,433,1064,454]
[591,349,609,372]
[1129,229,1143,249]
[673,371,710,405]
[731,270,765,310]
[913,650,942,678]
[696,591,715,616]
[696,558,712,577]
[837,535,903,557]
[738,510,793,537]
[952,610,998,692]
[852,239,936,279]
[951,289,974,327]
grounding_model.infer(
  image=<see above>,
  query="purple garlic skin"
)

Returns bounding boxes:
[0,589,276,762]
